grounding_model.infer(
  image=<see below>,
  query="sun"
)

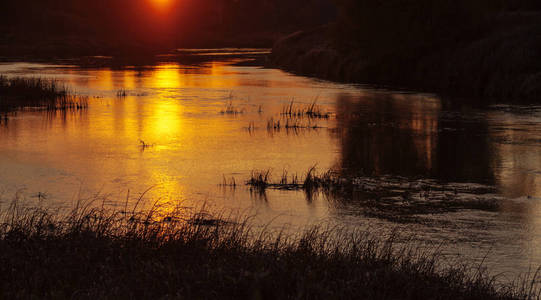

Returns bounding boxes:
[150,0,173,10]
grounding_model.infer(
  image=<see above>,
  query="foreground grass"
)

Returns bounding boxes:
[0,203,537,299]
[0,75,87,112]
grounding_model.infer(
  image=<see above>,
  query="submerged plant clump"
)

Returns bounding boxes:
[241,98,331,137]
[116,88,127,98]
[139,139,154,150]
[246,167,504,222]
[0,201,536,299]
[0,75,88,112]
[281,100,331,119]
[266,117,323,132]
[220,100,246,115]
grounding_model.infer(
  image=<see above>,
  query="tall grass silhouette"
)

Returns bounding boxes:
[0,75,88,112]
[0,195,538,299]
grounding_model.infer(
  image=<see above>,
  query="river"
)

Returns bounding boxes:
[1,50,541,281]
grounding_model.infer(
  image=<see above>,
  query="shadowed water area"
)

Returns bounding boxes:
[1,51,541,281]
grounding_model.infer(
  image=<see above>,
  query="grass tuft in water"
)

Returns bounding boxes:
[281,99,331,119]
[220,175,238,188]
[139,139,154,150]
[266,117,323,134]
[116,89,127,98]
[0,75,88,112]
[246,167,505,222]
[247,169,271,192]
[247,167,338,192]
[220,100,245,115]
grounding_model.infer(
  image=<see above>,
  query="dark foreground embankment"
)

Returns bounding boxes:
[0,204,536,299]
[270,12,541,103]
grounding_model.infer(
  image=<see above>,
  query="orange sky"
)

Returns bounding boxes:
[149,0,175,12]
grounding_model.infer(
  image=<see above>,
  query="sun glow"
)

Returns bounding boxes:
[151,0,173,9]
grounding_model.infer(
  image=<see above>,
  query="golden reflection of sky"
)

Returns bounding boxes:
[122,71,138,90]
[61,61,275,98]
[94,69,114,90]
[72,62,240,210]
[8,61,541,277]
[0,61,340,224]
[147,100,183,140]
[153,64,182,89]
[145,62,237,90]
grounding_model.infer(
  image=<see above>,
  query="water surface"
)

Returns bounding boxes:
[2,53,541,280]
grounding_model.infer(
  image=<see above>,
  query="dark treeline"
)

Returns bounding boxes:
[273,0,541,102]
[0,0,335,57]
[332,0,541,52]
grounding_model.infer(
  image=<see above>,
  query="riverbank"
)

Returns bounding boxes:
[0,203,536,299]
[0,33,277,62]
[270,12,541,103]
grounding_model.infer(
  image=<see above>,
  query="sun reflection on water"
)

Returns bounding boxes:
[152,64,182,89]
[6,60,541,278]
[146,100,183,140]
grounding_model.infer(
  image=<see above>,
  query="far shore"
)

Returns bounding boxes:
[270,13,541,104]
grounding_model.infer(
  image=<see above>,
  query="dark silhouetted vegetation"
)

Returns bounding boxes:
[265,117,323,133]
[246,166,504,223]
[281,100,331,119]
[0,75,88,112]
[220,100,246,115]
[271,0,541,102]
[0,201,538,299]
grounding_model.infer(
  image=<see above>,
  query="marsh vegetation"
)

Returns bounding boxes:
[281,100,331,119]
[0,75,88,113]
[0,0,539,298]
[1,59,541,297]
[246,167,503,223]
[220,100,246,115]
[0,201,537,299]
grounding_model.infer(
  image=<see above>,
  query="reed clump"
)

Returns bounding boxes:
[246,121,256,132]
[0,75,88,112]
[116,89,127,98]
[220,175,238,188]
[246,167,505,222]
[247,167,340,192]
[0,201,537,299]
[281,100,331,119]
[247,169,271,191]
[139,139,154,149]
[266,117,323,133]
[220,101,245,115]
